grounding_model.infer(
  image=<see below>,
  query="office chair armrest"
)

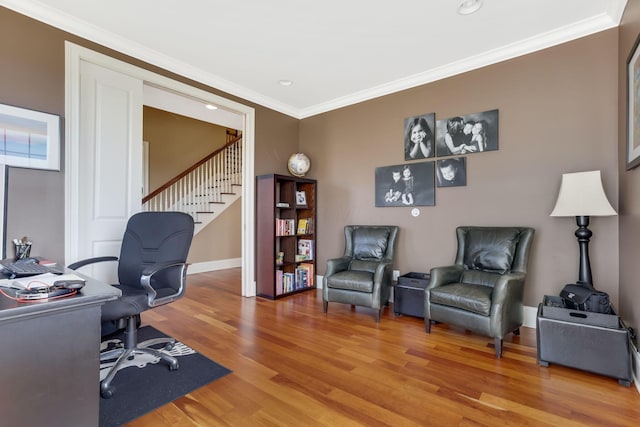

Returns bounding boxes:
[67,256,119,271]
[140,261,189,307]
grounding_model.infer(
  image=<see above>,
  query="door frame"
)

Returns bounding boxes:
[65,42,256,297]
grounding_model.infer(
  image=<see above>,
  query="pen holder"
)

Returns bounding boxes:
[14,242,32,260]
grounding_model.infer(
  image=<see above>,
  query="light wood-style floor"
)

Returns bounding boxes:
[131,268,640,426]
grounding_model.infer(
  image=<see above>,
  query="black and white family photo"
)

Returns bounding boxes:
[375,161,435,207]
[403,113,435,161]
[436,157,466,187]
[435,109,499,157]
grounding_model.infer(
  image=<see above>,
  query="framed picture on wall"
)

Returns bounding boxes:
[375,161,435,207]
[404,113,435,160]
[436,157,466,187]
[435,109,499,157]
[627,33,640,170]
[0,103,61,171]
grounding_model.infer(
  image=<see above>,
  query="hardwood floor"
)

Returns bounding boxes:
[130,268,640,426]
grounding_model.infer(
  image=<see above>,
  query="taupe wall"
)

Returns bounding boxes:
[143,106,227,192]
[0,7,294,265]
[619,2,640,333]
[300,30,620,309]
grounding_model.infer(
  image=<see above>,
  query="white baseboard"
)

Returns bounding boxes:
[523,305,538,329]
[632,342,640,395]
[187,257,241,274]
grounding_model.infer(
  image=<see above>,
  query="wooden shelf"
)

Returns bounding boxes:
[256,174,317,299]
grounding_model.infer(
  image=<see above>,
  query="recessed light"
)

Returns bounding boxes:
[458,0,482,15]
[205,104,218,110]
[278,80,293,87]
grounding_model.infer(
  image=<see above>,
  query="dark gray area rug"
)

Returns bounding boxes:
[99,326,231,427]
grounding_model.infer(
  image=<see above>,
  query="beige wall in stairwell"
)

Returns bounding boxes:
[189,199,242,263]
[0,6,295,266]
[143,106,242,264]
[143,106,228,192]
[300,29,620,310]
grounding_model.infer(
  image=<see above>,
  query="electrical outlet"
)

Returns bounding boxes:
[392,270,400,281]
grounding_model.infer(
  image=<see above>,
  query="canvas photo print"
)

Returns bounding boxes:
[404,113,435,160]
[375,161,435,207]
[436,157,466,187]
[435,109,499,157]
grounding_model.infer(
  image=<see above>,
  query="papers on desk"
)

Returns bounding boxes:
[0,273,86,290]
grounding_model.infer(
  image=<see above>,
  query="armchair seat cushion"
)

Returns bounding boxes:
[430,283,493,316]
[326,270,374,293]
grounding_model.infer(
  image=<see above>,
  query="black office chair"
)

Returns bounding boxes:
[68,211,194,398]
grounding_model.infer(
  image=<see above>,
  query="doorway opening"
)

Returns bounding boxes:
[64,42,256,297]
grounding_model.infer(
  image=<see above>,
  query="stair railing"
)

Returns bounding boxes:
[143,135,242,216]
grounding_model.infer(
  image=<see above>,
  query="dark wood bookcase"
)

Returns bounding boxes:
[256,174,317,299]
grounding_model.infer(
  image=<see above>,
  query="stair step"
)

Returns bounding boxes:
[221,192,236,195]
[209,201,226,204]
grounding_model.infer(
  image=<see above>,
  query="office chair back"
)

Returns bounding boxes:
[118,211,194,302]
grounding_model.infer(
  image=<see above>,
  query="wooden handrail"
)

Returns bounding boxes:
[142,134,242,204]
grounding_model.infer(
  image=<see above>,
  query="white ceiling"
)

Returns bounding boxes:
[1,0,628,119]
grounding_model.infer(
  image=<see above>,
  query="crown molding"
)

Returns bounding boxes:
[297,12,621,118]
[1,1,624,120]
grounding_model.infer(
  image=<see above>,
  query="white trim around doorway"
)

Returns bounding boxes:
[64,42,256,297]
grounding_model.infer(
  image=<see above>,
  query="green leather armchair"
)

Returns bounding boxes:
[424,226,535,358]
[323,225,399,322]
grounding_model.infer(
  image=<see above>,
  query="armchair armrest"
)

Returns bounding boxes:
[490,272,526,306]
[490,272,526,337]
[325,256,351,277]
[373,261,392,285]
[140,261,189,307]
[67,256,119,271]
[427,265,464,290]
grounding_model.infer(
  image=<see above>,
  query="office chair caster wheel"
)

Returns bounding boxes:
[169,361,179,371]
[164,342,174,351]
[101,386,115,399]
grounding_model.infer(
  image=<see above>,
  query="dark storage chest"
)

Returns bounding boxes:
[536,295,632,386]
[394,272,430,318]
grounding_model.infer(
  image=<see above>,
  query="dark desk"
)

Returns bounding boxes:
[0,270,119,427]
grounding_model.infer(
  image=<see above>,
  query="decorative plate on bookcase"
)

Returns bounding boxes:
[287,153,311,177]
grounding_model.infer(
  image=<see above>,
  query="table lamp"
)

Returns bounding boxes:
[550,170,616,287]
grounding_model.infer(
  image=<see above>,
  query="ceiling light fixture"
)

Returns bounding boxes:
[279,80,293,87]
[205,104,218,110]
[458,0,483,15]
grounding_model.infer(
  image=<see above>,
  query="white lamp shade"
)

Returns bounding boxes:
[550,170,617,217]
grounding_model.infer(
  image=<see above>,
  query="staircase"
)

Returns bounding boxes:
[142,135,242,234]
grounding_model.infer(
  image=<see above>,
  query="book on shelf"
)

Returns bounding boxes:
[296,263,314,287]
[297,218,313,235]
[276,269,284,295]
[283,272,295,293]
[297,239,314,260]
[275,251,284,265]
[275,218,296,236]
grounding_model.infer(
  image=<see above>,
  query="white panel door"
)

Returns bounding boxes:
[75,60,143,283]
